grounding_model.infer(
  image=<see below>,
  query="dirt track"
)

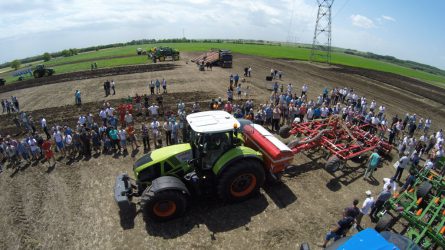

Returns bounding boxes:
[0,52,444,249]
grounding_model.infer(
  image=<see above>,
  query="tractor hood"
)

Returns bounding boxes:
[133,143,191,172]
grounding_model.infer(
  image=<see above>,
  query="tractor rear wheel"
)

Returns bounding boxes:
[375,214,393,232]
[141,189,188,222]
[325,155,343,172]
[279,125,291,139]
[217,159,265,202]
[416,181,432,198]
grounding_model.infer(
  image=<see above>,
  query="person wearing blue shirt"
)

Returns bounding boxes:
[313,107,321,119]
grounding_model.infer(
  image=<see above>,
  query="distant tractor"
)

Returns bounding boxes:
[149,46,180,62]
[136,48,147,55]
[33,64,55,78]
[114,111,294,221]
[0,78,5,86]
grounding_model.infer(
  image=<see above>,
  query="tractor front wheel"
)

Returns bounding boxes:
[217,159,265,202]
[141,189,188,222]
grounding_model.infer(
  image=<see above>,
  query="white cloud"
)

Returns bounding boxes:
[382,15,396,22]
[0,0,318,62]
[350,14,375,29]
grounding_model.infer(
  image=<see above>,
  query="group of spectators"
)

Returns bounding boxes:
[1,96,20,114]
[148,79,167,95]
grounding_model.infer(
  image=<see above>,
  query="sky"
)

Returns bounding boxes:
[1,0,444,69]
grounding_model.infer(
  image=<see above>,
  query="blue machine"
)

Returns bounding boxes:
[326,228,421,250]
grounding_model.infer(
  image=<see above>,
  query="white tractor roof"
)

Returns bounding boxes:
[186,111,240,134]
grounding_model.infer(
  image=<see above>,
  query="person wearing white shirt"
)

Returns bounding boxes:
[151,119,161,146]
[320,106,329,118]
[423,158,434,171]
[78,115,86,126]
[301,84,308,97]
[383,177,397,193]
[106,107,114,117]
[41,117,51,139]
[356,190,375,228]
[99,109,107,125]
[148,104,159,118]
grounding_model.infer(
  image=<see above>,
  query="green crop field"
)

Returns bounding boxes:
[2,42,445,88]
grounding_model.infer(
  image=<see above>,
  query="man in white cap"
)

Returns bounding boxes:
[356,190,374,229]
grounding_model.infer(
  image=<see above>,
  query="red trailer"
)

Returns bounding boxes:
[243,124,294,175]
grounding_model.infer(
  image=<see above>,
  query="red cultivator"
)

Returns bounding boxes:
[279,116,392,172]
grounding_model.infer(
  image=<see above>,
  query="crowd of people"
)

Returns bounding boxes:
[1,96,20,114]
[0,64,444,250]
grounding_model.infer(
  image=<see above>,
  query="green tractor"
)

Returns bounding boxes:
[33,64,55,78]
[149,46,180,63]
[0,78,5,86]
[114,111,293,221]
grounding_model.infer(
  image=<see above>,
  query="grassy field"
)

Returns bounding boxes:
[1,42,444,87]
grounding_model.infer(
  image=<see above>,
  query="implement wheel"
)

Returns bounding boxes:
[325,155,342,172]
[279,125,291,139]
[141,189,188,222]
[375,214,393,232]
[217,159,265,202]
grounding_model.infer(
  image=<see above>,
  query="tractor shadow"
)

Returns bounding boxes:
[143,194,270,239]
[118,203,138,230]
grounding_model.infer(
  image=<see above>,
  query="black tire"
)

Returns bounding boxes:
[325,155,342,172]
[416,181,432,198]
[217,159,265,202]
[375,214,393,232]
[279,125,291,139]
[141,189,188,222]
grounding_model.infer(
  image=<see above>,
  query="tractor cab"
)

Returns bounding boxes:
[187,111,240,171]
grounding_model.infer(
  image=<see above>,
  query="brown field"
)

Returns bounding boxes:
[0,52,444,249]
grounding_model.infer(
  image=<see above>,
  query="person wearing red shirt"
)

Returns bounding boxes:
[42,140,55,167]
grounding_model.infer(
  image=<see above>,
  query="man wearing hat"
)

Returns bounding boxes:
[356,190,374,229]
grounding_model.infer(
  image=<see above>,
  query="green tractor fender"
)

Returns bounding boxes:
[212,146,263,175]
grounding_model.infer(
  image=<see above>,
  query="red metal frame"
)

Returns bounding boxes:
[288,116,392,161]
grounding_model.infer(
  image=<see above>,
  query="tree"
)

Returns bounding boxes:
[43,52,51,62]
[62,49,71,57]
[11,60,21,70]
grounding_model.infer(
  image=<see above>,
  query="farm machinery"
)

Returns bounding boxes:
[136,48,147,55]
[374,169,445,249]
[114,111,294,221]
[149,46,180,62]
[279,115,392,172]
[191,49,233,68]
[33,64,55,78]
[0,78,5,86]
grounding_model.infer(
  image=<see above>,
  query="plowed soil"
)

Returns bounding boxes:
[0,52,444,250]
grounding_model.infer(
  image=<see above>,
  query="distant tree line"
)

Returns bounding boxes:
[344,49,445,76]
[2,39,443,77]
